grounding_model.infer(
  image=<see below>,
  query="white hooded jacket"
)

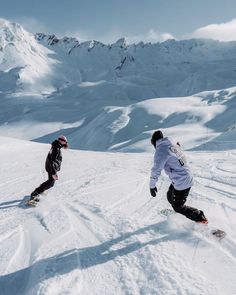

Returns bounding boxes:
[150,137,193,190]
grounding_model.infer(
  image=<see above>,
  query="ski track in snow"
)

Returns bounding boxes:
[0,141,236,294]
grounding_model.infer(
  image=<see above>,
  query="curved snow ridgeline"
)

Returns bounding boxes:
[0,18,236,151]
[0,137,235,295]
[0,84,235,152]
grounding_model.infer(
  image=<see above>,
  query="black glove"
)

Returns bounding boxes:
[150,187,157,197]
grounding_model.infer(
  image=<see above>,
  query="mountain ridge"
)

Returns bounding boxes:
[1,18,236,97]
[0,18,236,151]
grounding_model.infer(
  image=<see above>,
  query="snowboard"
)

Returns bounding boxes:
[160,208,226,239]
[211,229,226,239]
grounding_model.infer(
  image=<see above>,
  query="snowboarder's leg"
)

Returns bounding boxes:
[31,174,55,197]
[167,185,207,222]
[167,184,175,204]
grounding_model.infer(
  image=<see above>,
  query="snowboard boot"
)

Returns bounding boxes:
[196,210,208,224]
[30,192,40,202]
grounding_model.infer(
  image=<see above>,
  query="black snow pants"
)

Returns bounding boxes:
[167,184,204,222]
[32,174,55,196]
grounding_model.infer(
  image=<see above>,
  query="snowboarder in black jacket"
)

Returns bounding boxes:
[30,135,68,200]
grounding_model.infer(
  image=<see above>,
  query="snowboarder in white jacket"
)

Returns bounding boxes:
[150,130,208,223]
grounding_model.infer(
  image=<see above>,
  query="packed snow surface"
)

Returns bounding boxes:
[0,137,235,295]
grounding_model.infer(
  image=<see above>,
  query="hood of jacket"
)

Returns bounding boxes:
[155,137,172,148]
[51,140,63,149]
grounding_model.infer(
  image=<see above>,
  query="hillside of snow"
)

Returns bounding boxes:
[0,18,236,151]
[0,137,235,295]
[0,83,235,152]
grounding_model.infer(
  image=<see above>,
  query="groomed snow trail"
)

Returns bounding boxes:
[0,138,236,295]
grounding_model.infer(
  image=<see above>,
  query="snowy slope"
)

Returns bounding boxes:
[0,84,235,152]
[0,137,235,295]
[0,18,236,152]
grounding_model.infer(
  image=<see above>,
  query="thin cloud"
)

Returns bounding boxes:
[11,16,49,34]
[71,28,124,44]
[186,19,236,41]
[128,29,175,44]
[72,28,175,44]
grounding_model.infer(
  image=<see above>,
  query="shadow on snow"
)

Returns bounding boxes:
[0,221,196,294]
[0,196,30,210]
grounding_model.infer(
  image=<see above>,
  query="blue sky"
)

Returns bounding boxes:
[1,0,236,43]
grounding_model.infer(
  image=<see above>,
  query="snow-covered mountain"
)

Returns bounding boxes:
[0,19,58,93]
[34,32,236,98]
[0,18,236,151]
[2,17,236,97]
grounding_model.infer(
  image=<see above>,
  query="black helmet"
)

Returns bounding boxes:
[151,130,163,147]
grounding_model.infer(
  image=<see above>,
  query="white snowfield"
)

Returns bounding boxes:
[0,137,235,295]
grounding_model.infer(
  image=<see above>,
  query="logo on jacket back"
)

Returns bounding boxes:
[169,145,187,166]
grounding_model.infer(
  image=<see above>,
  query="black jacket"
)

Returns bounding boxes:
[45,140,63,175]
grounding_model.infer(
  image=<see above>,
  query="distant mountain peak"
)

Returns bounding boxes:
[0,18,57,92]
[0,18,26,44]
[113,37,128,49]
